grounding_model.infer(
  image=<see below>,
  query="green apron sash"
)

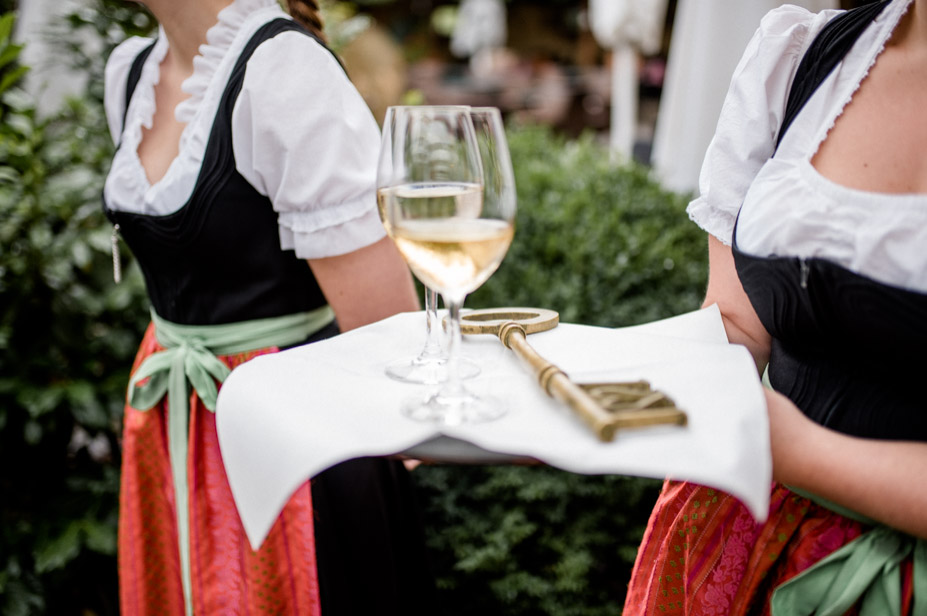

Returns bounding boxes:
[127,305,334,615]
[771,486,927,616]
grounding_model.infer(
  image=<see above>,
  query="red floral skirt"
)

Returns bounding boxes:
[118,324,320,615]
[623,480,915,615]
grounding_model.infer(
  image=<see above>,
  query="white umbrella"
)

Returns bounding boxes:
[589,0,668,161]
[450,0,507,72]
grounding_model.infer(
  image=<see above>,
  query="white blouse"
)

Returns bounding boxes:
[102,0,385,260]
[687,0,927,293]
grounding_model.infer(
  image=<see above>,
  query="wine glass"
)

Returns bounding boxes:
[382,105,516,425]
[377,106,480,384]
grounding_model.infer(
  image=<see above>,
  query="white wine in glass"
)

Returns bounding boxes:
[377,107,480,384]
[390,213,513,295]
[384,105,516,425]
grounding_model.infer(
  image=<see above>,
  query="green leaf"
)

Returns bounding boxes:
[33,523,82,573]
[0,42,24,71]
[4,111,34,139]
[18,386,64,418]
[67,380,109,428]
[23,420,43,444]
[0,13,14,44]
[70,239,92,269]
[83,518,117,555]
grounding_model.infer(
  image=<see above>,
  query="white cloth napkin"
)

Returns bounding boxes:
[216,305,770,549]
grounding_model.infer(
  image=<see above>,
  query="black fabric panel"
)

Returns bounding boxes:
[733,247,927,441]
[311,458,440,616]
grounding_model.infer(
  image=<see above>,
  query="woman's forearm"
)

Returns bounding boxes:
[767,388,927,539]
[715,310,770,373]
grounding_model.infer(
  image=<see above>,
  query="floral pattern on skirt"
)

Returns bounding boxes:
[623,480,914,615]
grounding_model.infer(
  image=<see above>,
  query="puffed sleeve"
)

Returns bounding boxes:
[103,36,155,146]
[232,30,386,260]
[686,5,836,245]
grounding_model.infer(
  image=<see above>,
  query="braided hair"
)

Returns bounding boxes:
[285,0,326,42]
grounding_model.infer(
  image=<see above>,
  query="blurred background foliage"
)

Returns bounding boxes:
[1,1,706,614]
[1,3,151,614]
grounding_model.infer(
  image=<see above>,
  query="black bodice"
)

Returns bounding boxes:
[733,247,927,441]
[103,19,329,326]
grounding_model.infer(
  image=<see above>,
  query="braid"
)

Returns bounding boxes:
[286,0,326,42]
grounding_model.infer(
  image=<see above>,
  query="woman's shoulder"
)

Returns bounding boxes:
[737,5,839,80]
[755,4,839,42]
[244,25,347,86]
[236,25,367,123]
[722,5,841,133]
[685,5,840,245]
[104,35,157,84]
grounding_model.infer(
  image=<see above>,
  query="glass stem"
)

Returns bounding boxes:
[421,286,443,359]
[442,297,465,398]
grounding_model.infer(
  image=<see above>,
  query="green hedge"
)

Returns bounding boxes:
[0,6,708,615]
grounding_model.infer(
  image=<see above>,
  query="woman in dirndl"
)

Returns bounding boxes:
[103,0,438,613]
[624,0,927,614]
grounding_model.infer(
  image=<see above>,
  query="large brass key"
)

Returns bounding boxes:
[460,308,687,442]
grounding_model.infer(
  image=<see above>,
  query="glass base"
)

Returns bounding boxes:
[400,388,506,426]
[384,355,480,385]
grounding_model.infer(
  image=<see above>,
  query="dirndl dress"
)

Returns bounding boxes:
[624,2,927,612]
[104,12,437,616]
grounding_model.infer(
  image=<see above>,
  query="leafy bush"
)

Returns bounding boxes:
[415,465,665,616]
[413,125,707,615]
[0,7,150,615]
